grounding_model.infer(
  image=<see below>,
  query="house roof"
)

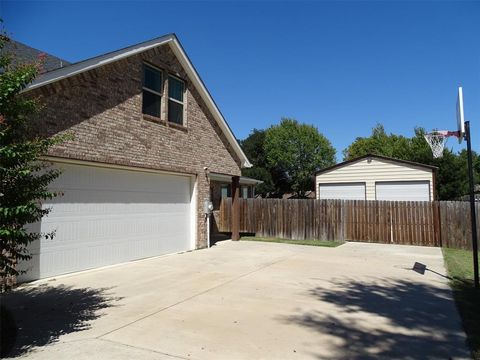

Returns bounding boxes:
[2,39,70,73]
[209,172,263,185]
[315,154,438,176]
[22,34,252,168]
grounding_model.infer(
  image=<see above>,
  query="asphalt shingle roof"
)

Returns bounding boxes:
[1,39,70,73]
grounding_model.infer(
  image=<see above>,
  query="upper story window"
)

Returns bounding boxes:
[142,64,162,117]
[168,75,184,125]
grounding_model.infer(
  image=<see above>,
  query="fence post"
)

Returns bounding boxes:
[433,201,441,247]
[231,176,240,241]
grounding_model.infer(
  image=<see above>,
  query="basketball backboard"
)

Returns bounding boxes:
[457,86,465,143]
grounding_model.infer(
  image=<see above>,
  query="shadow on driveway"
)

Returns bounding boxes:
[281,278,470,359]
[1,284,121,358]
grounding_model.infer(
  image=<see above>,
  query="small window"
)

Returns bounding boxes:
[142,65,162,117]
[168,75,184,125]
[221,185,231,198]
[242,186,249,199]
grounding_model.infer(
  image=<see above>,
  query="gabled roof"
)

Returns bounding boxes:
[315,154,437,176]
[2,39,70,72]
[23,34,252,168]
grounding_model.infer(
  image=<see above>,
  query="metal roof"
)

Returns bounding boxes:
[315,154,438,176]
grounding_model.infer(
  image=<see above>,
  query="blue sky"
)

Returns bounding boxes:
[2,0,479,159]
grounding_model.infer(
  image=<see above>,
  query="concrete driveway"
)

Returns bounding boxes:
[3,241,470,359]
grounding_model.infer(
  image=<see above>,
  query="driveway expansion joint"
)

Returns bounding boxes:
[97,253,295,340]
[98,338,195,360]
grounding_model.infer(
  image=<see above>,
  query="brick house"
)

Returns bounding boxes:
[12,34,255,281]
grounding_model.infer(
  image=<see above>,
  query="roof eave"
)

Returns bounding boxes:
[315,154,438,176]
[168,37,251,168]
[24,34,175,92]
[209,172,263,185]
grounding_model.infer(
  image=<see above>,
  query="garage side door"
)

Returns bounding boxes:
[318,183,366,200]
[376,181,430,201]
[20,163,193,281]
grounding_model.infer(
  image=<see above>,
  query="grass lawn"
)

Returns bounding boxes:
[240,236,343,247]
[442,247,480,359]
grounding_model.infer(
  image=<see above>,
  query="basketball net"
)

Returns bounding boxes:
[424,130,460,158]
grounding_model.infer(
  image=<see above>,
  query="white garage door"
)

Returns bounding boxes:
[318,183,366,200]
[20,163,194,281]
[376,181,430,201]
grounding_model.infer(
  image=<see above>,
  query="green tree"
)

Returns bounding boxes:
[264,118,336,197]
[239,129,276,196]
[239,129,267,168]
[343,123,411,160]
[242,166,275,196]
[0,31,66,290]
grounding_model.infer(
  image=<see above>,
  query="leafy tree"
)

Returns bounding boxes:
[264,118,336,197]
[343,123,479,200]
[0,31,66,290]
[239,129,267,168]
[239,129,275,196]
[343,124,411,160]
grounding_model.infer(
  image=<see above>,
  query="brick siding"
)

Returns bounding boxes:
[30,44,242,248]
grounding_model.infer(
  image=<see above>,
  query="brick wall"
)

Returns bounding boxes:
[30,44,242,248]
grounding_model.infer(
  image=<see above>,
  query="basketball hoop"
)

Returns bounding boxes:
[424,130,460,158]
[423,87,479,288]
[424,131,448,158]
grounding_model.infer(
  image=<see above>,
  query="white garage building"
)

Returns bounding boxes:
[315,154,437,201]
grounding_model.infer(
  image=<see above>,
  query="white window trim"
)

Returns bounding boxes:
[143,63,163,93]
[167,74,185,124]
[142,63,163,117]
[169,97,183,105]
[143,87,162,97]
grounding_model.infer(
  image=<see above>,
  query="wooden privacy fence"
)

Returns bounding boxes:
[439,201,480,250]
[218,198,480,249]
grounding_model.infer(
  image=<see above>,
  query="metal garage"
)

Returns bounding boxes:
[315,155,436,201]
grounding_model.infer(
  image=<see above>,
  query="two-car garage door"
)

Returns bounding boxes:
[20,163,194,281]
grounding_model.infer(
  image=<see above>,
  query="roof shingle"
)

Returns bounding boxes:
[1,39,70,73]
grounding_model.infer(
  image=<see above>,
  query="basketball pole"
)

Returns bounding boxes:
[465,120,479,289]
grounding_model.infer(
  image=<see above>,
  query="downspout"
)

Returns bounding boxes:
[206,212,211,248]
[204,167,213,248]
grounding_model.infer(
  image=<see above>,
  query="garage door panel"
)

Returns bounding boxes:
[48,192,190,206]
[376,181,430,201]
[38,217,183,249]
[19,163,193,281]
[50,165,190,195]
[49,185,191,205]
[319,183,366,200]
[37,212,191,251]
[44,202,190,219]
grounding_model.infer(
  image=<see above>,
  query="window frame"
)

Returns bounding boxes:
[167,74,185,125]
[241,186,249,199]
[142,63,163,118]
[221,184,231,198]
